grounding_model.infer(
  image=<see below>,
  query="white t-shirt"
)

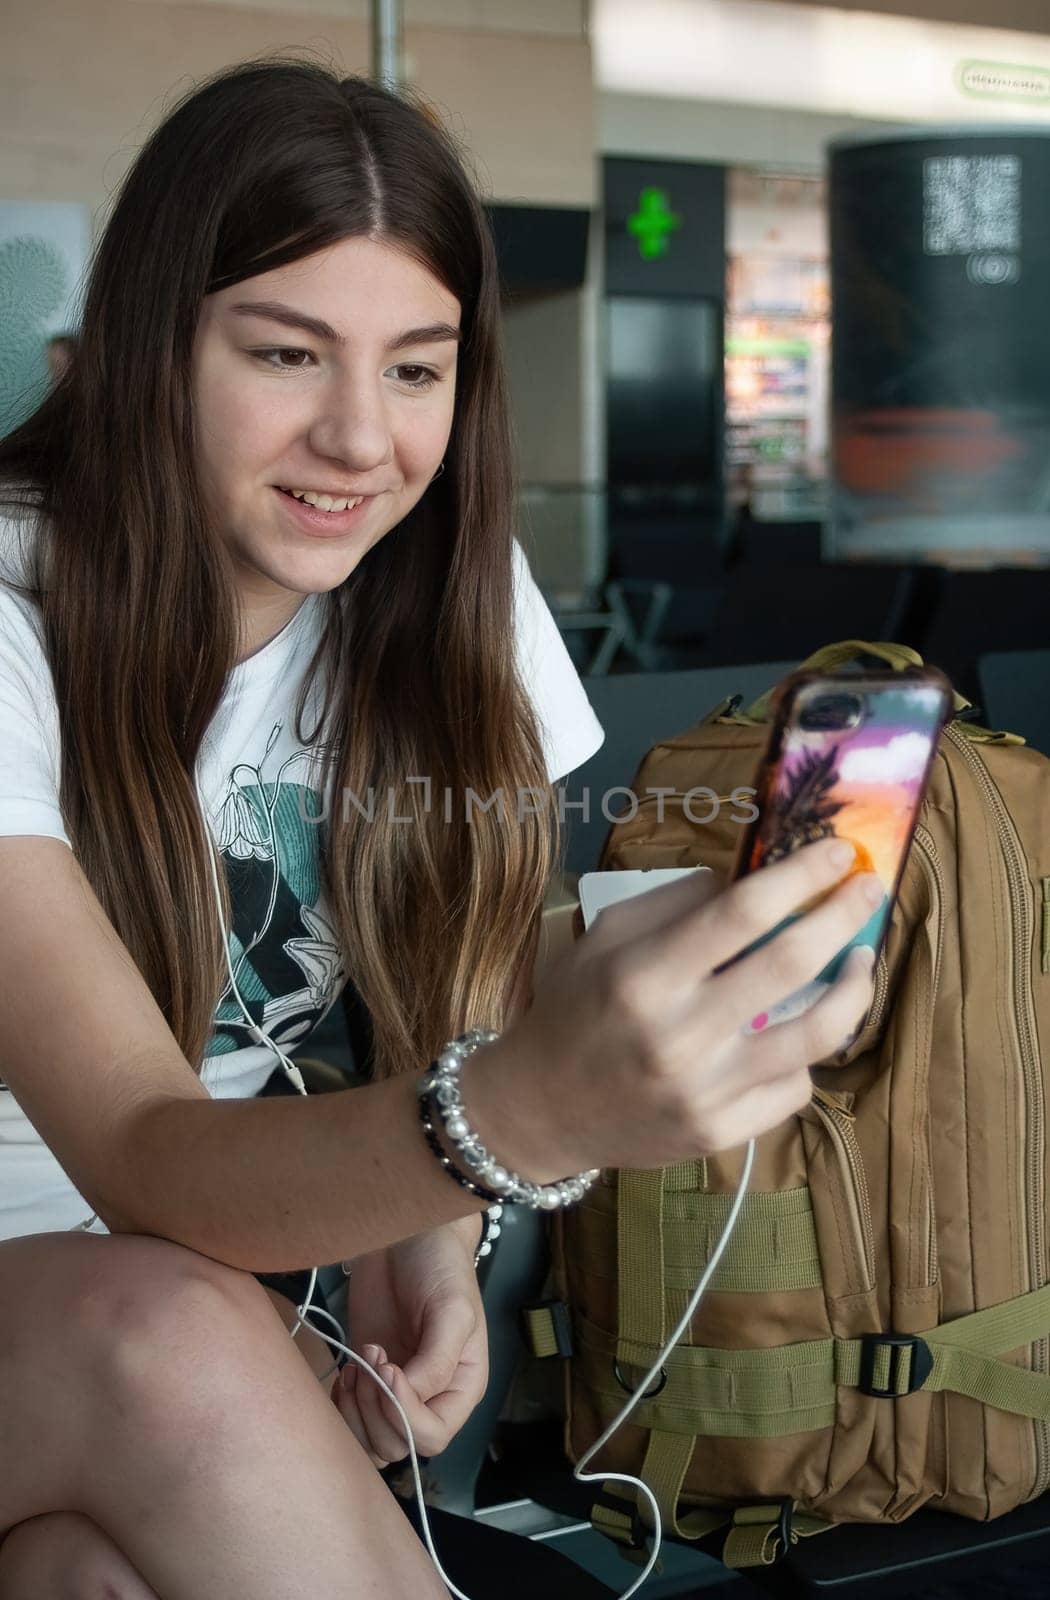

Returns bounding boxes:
[0,507,604,1240]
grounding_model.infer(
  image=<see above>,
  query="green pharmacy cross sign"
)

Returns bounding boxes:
[627,187,681,260]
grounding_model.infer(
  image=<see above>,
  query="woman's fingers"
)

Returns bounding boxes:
[673,947,876,1151]
[585,837,854,971]
[352,1345,451,1464]
[331,1364,386,1469]
[711,872,882,1031]
[693,838,866,975]
[738,943,877,1083]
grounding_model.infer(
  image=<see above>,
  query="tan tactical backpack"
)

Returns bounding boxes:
[524,641,1050,1569]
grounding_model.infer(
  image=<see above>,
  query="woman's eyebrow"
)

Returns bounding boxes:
[228,300,462,351]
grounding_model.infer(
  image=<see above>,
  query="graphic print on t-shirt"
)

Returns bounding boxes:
[204,718,344,1069]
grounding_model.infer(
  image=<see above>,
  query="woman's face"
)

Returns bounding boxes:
[191,234,461,660]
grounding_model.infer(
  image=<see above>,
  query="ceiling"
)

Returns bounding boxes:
[785,0,1050,34]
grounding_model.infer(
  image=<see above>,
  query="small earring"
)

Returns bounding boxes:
[431,460,445,482]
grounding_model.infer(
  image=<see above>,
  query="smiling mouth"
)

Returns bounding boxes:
[275,486,371,513]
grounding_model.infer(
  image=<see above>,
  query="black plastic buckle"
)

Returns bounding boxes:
[776,1497,793,1561]
[593,1488,649,1553]
[857,1332,934,1398]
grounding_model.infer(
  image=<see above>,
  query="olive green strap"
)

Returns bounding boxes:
[584,1183,823,1296]
[722,1504,835,1568]
[799,639,926,674]
[639,1428,732,1541]
[574,1281,1050,1435]
[592,1484,834,1570]
[741,638,972,722]
[520,1304,566,1359]
[837,1282,1050,1420]
[617,1168,667,1354]
[576,1312,838,1437]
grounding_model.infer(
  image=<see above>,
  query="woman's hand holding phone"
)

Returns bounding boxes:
[466,837,880,1179]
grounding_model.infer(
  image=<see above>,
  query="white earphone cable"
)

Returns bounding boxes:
[71,802,753,1598]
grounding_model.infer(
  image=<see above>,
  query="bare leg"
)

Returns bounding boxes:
[0,1510,160,1598]
[0,1284,340,1599]
[0,1232,448,1600]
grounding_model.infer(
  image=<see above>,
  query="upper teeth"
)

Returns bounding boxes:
[284,489,364,512]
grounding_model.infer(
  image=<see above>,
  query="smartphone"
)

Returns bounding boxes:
[725,667,953,1032]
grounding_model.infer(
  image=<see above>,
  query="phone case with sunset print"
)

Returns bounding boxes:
[727,668,953,1033]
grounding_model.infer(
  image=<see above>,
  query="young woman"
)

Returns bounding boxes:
[0,58,877,1598]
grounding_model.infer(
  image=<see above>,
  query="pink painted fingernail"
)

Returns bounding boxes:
[750,1012,769,1032]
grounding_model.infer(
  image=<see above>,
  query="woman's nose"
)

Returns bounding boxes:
[309,378,394,472]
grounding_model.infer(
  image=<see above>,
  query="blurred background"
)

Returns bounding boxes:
[6,0,1050,713]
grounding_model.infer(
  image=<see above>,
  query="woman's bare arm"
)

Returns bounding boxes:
[0,836,490,1272]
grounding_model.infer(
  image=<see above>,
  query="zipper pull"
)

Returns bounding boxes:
[811,1083,856,1118]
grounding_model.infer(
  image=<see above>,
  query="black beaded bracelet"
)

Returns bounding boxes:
[419,1092,505,1205]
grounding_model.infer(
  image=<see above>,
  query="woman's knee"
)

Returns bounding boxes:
[62,1235,281,1419]
[0,1509,158,1600]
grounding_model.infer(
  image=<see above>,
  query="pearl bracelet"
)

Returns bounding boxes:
[417,1028,600,1212]
[473,1203,503,1266]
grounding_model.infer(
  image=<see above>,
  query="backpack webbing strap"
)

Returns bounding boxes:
[721,1503,835,1568]
[521,1186,823,1358]
[617,1167,667,1352]
[838,1281,1050,1419]
[590,1477,728,1565]
[739,639,973,724]
[592,1477,835,1571]
[640,1428,729,1541]
[590,1485,656,1567]
[571,1281,1050,1435]
[577,1312,839,1436]
[592,1182,824,1294]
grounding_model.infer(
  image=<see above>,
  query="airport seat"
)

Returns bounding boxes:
[917,568,1050,708]
[516,487,674,675]
[693,562,918,670]
[976,650,1050,758]
[731,516,823,569]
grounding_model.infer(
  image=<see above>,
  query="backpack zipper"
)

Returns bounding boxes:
[944,724,1048,1496]
[811,1085,876,1293]
[866,948,890,1034]
[912,826,945,1290]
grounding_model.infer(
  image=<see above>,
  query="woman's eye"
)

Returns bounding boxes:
[394,365,438,390]
[252,350,439,389]
[254,348,314,371]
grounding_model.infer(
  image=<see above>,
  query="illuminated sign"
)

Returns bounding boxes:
[627,188,681,260]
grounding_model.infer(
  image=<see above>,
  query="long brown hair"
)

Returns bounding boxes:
[0,55,560,1080]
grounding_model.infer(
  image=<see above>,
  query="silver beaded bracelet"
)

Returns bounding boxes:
[417,1028,600,1212]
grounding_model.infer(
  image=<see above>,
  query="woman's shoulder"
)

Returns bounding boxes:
[0,490,50,659]
[0,483,45,585]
